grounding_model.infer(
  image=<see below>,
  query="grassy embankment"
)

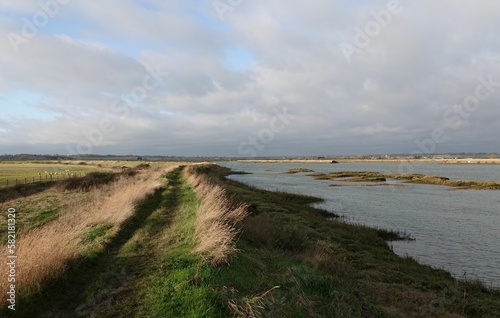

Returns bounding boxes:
[0,163,170,312]
[0,163,245,317]
[1,163,500,316]
[305,170,500,190]
[193,165,500,317]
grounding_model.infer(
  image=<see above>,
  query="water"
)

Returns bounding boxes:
[219,161,500,287]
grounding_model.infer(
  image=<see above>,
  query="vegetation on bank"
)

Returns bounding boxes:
[286,168,316,174]
[1,163,499,317]
[190,165,500,317]
[0,164,166,308]
[309,171,500,190]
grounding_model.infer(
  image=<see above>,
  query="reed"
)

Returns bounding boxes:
[183,166,248,266]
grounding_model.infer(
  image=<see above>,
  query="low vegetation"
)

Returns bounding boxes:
[187,165,500,317]
[183,165,248,265]
[309,171,500,189]
[286,168,316,174]
[0,166,165,304]
[1,163,499,317]
[0,162,105,187]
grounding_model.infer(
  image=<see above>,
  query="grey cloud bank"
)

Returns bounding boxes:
[0,1,499,156]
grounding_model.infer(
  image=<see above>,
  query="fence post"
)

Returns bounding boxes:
[15,179,18,185]
[6,180,8,187]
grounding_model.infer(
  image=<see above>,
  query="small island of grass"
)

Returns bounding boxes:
[286,168,315,174]
[308,171,500,190]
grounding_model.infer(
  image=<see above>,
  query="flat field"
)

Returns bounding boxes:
[0,160,177,186]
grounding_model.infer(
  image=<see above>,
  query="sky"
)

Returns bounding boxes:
[0,0,499,157]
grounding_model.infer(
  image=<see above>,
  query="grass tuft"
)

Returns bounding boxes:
[183,165,248,266]
[80,223,114,245]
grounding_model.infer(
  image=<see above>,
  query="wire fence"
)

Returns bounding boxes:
[0,173,87,188]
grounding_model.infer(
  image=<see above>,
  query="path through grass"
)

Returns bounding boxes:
[4,164,500,317]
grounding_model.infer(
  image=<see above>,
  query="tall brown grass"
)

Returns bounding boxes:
[0,166,176,302]
[183,166,248,266]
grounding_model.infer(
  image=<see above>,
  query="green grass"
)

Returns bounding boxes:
[5,164,500,317]
[0,162,103,186]
[190,164,500,317]
[0,187,96,243]
[118,168,229,317]
[5,167,229,317]
[80,223,114,245]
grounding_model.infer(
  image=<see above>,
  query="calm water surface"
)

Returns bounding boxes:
[219,162,500,287]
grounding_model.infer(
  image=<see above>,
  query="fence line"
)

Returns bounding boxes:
[0,172,86,189]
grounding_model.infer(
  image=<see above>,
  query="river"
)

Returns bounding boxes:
[218,161,500,288]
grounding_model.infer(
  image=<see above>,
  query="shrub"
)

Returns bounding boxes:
[57,172,118,192]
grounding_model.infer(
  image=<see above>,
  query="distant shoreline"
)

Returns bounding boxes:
[237,158,500,165]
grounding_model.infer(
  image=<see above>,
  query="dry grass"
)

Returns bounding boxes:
[226,286,281,318]
[286,168,315,174]
[0,166,175,302]
[310,171,500,190]
[183,165,248,266]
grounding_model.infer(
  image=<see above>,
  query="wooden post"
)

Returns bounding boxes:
[15,179,18,185]
[6,180,8,187]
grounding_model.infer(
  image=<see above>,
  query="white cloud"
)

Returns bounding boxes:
[1,0,499,156]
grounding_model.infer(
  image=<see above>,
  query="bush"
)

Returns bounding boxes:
[135,163,151,170]
[57,172,118,192]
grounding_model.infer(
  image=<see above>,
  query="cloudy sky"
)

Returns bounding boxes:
[1,1,499,156]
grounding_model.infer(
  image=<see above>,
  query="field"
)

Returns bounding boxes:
[0,160,180,187]
[0,162,499,317]
[0,161,126,186]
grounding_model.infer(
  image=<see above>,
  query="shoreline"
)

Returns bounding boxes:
[237,158,500,165]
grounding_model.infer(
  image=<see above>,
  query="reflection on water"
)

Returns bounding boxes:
[220,162,500,287]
